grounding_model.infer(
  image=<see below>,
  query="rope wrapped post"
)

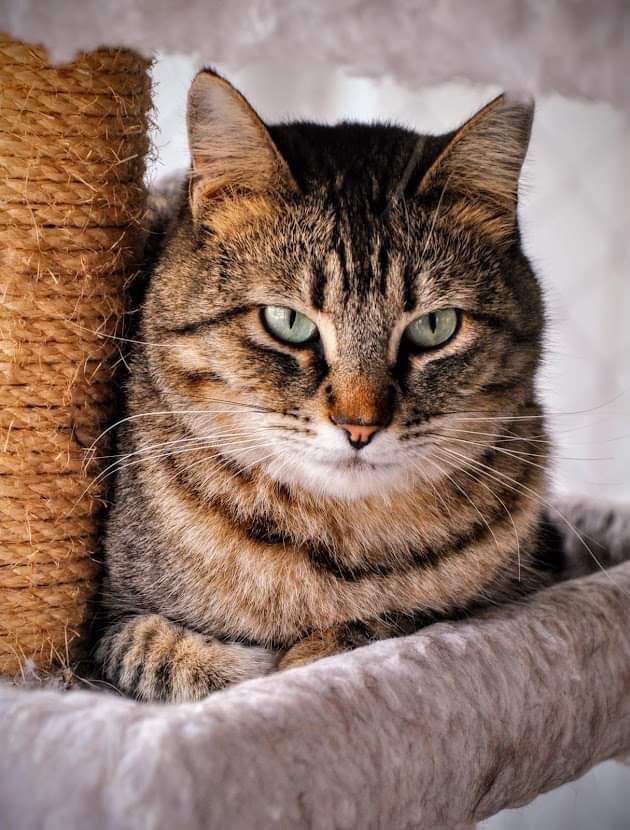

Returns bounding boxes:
[0,35,151,675]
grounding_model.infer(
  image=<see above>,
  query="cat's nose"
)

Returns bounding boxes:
[331,417,380,450]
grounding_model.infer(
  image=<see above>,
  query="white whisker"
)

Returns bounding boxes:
[415,454,501,558]
[434,443,624,590]
[433,447,522,581]
[87,401,287,452]
[89,423,284,463]
[75,432,281,509]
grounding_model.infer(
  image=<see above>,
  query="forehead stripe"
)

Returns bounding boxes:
[328,187,351,296]
[378,236,390,296]
[403,262,417,312]
[310,261,328,311]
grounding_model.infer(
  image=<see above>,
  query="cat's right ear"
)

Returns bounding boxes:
[187,69,298,220]
[417,93,534,244]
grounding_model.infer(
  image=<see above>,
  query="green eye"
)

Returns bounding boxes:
[404,308,459,349]
[263,306,318,344]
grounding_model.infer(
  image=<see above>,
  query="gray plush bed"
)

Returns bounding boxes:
[1,499,629,829]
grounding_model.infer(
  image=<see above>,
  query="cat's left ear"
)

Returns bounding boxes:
[417,93,534,244]
[187,69,298,220]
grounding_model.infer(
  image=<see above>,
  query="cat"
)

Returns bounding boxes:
[95,69,562,702]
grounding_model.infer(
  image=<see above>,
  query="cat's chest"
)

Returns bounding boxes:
[155,484,518,646]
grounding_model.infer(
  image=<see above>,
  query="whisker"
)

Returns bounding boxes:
[432,420,629,448]
[87,400,287,452]
[75,433,280,508]
[444,390,628,423]
[419,177,451,263]
[432,448,522,581]
[194,445,280,490]
[405,457,454,520]
[88,423,284,462]
[384,135,424,215]
[147,441,279,509]
[437,436,547,471]
[432,432,613,472]
[84,422,279,483]
[415,454,501,558]
[430,432,552,461]
[434,424,552,444]
[433,444,624,590]
[68,320,186,350]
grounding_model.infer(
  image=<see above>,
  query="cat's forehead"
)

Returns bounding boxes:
[215,188,484,319]
[268,121,438,199]
[194,118,525,319]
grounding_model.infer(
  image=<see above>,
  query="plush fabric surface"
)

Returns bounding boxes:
[1,500,629,830]
[2,0,630,112]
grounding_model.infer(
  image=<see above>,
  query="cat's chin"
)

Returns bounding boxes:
[265,455,411,502]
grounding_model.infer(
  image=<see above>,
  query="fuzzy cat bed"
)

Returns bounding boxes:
[1,502,630,830]
[2,3,630,829]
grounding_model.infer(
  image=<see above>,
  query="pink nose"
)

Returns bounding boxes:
[336,422,380,449]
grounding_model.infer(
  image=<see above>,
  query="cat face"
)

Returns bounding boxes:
[144,71,544,501]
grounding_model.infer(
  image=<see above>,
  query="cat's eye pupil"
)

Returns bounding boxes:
[262,305,318,345]
[403,307,459,350]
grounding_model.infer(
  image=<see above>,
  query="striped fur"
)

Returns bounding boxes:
[96,71,555,701]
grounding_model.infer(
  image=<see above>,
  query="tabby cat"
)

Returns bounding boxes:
[96,70,560,702]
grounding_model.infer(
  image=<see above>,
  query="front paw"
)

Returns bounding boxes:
[278,630,344,671]
[97,615,276,702]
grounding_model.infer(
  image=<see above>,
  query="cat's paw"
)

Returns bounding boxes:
[277,630,345,671]
[229,643,277,681]
[97,614,275,702]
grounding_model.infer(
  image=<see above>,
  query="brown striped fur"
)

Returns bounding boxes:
[96,71,555,701]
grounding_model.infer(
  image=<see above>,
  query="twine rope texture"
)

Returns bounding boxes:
[0,35,151,674]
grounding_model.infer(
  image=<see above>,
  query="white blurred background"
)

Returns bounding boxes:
[149,54,630,829]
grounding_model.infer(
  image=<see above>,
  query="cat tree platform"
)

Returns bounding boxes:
[1,2,630,828]
[1,517,630,829]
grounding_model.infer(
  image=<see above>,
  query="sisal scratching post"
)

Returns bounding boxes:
[0,36,151,675]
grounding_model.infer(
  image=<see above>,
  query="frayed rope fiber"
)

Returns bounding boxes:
[0,35,151,674]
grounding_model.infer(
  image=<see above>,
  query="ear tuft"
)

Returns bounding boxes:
[418,94,534,242]
[187,70,297,218]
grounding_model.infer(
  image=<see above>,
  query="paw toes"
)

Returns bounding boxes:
[98,616,275,702]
